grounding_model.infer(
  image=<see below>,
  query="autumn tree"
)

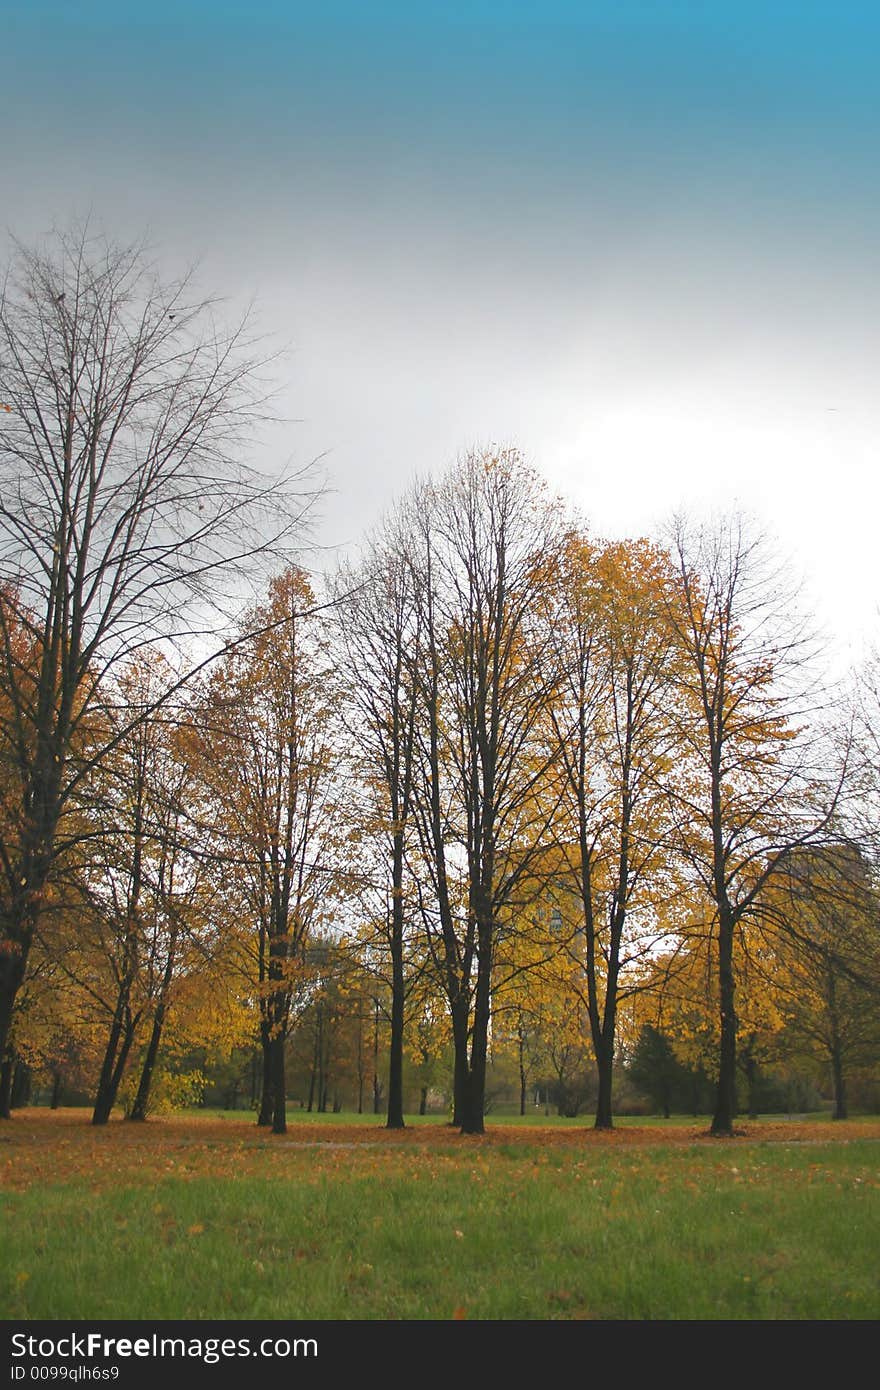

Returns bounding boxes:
[490,933,554,1118]
[404,978,452,1115]
[125,695,222,1121]
[80,657,176,1125]
[764,845,880,1119]
[544,533,682,1129]
[409,449,565,1134]
[0,224,315,1096]
[663,515,839,1135]
[199,567,339,1134]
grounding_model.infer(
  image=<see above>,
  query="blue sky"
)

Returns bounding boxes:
[2,2,878,664]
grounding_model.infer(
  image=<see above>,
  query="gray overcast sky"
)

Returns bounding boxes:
[3,1,878,669]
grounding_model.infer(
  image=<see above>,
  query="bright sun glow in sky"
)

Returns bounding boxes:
[2,1,878,672]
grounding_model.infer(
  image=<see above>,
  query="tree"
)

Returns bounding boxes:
[545,533,682,1129]
[409,449,564,1133]
[334,513,422,1128]
[199,567,339,1134]
[125,693,219,1122]
[766,846,880,1119]
[0,224,314,1094]
[628,1025,687,1118]
[663,514,838,1135]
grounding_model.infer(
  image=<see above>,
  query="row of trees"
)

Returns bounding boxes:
[2,228,878,1138]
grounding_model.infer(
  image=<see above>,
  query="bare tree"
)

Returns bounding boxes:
[0,223,316,1096]
[333,513,422,1129]
[410,449,565,1134]
[663,514,839,1136]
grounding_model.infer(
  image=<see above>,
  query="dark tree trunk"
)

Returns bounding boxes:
[128,1002,167,1122]
[519,1033,527,1117]
[270,1033,287,1135]
[11,1058,31,1108]
[356,1013,365,1115]
[830,1048,847,1120]
[50,1070,63,1109]
[257,1021,273,1126]
[827,974,848,1120]
[386,830,406,1129]
[459,1069,484,1136]
[92,1018,136,1126]
[0,814,57,1075]
[594,1041,615,1130]
[0,956,28,1103]
[308,1005,322,1113]
[711,906,738,1137]
[372,998,381,1115]
[419,1085,428,1116]
[460,926,491,1136]
[250,1050,260,1110]
[0,1053,13,1119]
[130,930,178,1122]
[744,1049,759,1120]
[450,1000,470,1127]
[92,987,138,1126]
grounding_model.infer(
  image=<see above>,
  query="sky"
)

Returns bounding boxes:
[2,1,879,671]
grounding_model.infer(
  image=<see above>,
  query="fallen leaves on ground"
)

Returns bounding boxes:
[2,1108,878,1195]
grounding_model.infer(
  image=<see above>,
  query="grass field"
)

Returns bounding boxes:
[2,1109,878,1320]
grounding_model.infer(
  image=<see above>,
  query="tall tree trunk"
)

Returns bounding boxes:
[93,1013,137,1126]
[356,1012,365,1115]
[50,1070,63,1109]
[0,953,28,1106]
[518,1032,527,1117]
[0,1052,13,1119]
[830,1048,847,1120]
[92,994,131,1125]
[711,905,738,1137]
[828,971,847,1120]
[128,1001,168,1122]
[129,939,179,1122]
[0,804,59,1076]
[11,1058,31,1108]
[460,926,491,1136]
[372,998,381,1115]
[270,1033,287,1135]
[419,1085,428,1116]
[450,999,470,1127]
[257,1014,273,1126]
[386,836,406,1129]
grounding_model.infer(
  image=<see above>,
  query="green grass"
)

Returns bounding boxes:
[3,1134,878,1319]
